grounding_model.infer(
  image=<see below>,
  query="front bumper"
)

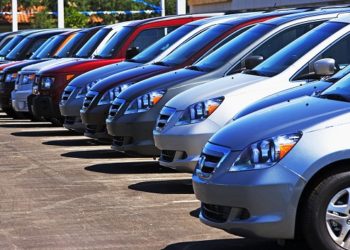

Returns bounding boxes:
[80,104,110,139]
[60,96,85,133]
[32,95,60,119]
[0,82,14,111]
[193,163,305,239]
[154,117,221,173]
[12,89,31,112]
[106,114,159,156]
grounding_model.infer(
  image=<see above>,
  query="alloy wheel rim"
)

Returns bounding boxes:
[326,188,350,249]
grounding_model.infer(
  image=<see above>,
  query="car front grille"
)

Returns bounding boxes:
[61,86,76,103]
[82,91,98,110]
[202,203,231,223]
[196,143,230,178]
[108,98,125,119]
[155,106,176,131]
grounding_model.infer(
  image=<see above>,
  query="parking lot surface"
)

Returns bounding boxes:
[0,113,310,249]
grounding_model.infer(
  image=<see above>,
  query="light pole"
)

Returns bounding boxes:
[160,0,165,16]
[11,0,18,31]
[58,0,64,28]
[177,0,186,14]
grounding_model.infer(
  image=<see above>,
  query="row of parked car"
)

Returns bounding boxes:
[1,5,350,250]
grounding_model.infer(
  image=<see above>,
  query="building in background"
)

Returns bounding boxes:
[188,0,349,13]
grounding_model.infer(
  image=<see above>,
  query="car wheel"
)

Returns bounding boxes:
[303,171,350,250]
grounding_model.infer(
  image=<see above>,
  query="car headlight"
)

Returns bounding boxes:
[125,90,166,114]
[98,83,133,106]
[176,97,224,125]
[76,81,99,99]
[5,72,18,83]
[41,77,55,90]
[230,133,302,172]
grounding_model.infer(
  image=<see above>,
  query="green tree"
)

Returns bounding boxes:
[64,6,89,28]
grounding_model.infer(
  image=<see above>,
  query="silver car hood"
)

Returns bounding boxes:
[166,73,265,110]
[210,96,350,150]
[20,58,80,72]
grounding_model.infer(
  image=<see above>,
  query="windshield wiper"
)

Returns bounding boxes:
[186,65,205,72]
[153,61,170,66]
[244,69,270,77]
[319,93,350,102]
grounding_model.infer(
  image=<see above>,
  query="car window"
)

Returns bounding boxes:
[227,21,324,75]
[129,28,167,51]
[159,24,233,67]
[25,38,47,58]
[74,28,111,58]
[131,25,197,63]
[246,21,347,77]
[293,33,350,81]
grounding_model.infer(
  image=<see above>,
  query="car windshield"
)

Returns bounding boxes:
[319,72,350,102]
[325,65,350,83]
[0,35,24,57]
[193,24,274,72]
[131,25,198,63]
[158,24,233,67]
[74,28,111,58]
[54,32,86,58]
[5,36,43,60]
[246,21,347,77]
[93,26,133,59]
[31,35,64,59]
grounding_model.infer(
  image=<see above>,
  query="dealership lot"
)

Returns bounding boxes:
[0,112,309,249]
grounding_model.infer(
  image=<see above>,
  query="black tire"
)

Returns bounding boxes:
[303,170,350,250]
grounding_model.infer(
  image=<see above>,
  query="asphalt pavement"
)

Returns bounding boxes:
[0,112,311,249]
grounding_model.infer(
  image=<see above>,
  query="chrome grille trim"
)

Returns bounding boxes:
[196,143,231,179]
[155,106,176,131]
[82,91,98,110]
[61,86,76,103]
[108,98,126,119]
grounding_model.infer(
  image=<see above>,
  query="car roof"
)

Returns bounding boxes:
[25,29,72,39]
[265,8,350,26]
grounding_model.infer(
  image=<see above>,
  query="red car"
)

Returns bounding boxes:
[31,15,211,124]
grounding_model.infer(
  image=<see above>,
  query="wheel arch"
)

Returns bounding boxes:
[294,158,350,239]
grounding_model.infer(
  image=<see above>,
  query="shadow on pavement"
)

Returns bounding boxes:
[129,179,193,194]
[62,149,127,159]
[11,130,77,137]
[43,138,99,147]
[85,161,174,174]
[0,123,54,128]
[190,208,200,218]
[163,239,310,250]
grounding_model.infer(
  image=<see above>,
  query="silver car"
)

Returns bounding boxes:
[193,66,350,250]
[154,14,350,173]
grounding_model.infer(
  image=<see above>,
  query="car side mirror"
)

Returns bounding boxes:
[314,58,335,77]
[126,47,140,60]
[244,55,264,70]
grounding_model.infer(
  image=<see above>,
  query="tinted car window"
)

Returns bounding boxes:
[131,25,197,63]
[0,35,24,57]
[75,28,111,58]
[194,24,273,72]
[129,28,166,51]
[6,37,47,60]
[94,27,133,59]
[54,32,86,58]
[159,24,233,67]
[31,35,65,59]
[248,21,347,77]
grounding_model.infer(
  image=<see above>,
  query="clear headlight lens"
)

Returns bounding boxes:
[230,133,302,172]
[176,97,224,125]
[98,83,132,106]
[5,72,18,83]
[41,77,55,90]
[125,90,166,114]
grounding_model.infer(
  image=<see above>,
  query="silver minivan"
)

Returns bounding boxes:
[193,65,350,250]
